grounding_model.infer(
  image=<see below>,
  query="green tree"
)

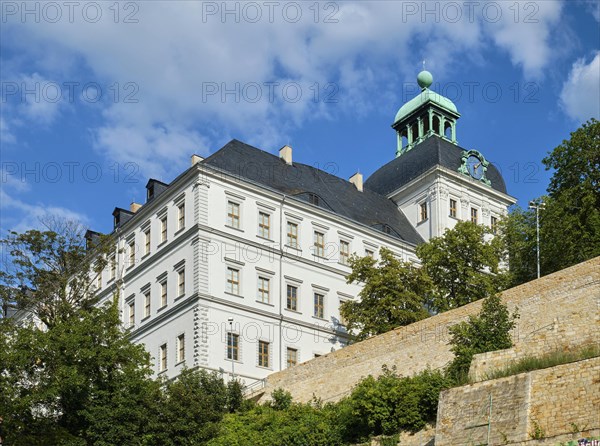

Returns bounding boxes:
[503,119,600,284]
[416,221,508,313]
[0,217,112,328]
[155,369,241,446]
[541,118,600,271]
[341,248,431,341]
[207,391,343,446]
[337,366,451,442]
[446,294,519,383]
[0,301,161,446]
[499,207,538,286]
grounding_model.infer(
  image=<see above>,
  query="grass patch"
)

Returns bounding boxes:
[484,344,600,381]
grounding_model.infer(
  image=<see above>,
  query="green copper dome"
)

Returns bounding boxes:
[394,71,458,124]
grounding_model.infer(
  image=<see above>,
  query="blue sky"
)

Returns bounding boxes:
[1,0,599,235]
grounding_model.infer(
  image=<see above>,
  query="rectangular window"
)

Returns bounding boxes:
[419,202,428,222]
[178,202,185,230]
[129,241,135,267]
[110,255,116,280]
[227,332,239,361]
[227,267,240,295]
[227,201,240,228]
[177,334,185,363]
[160,216,168,243]
[286,348,298,368]
[144,290,151,318]
[177,268,185,297]
[286,285,298,311]
[286,222,298,248]
[128,301,135,328]
[314,293,324,319]
[365,249,374,258]
[471,207,478,224]
[160,281,168,308]
[258,212,270,239]
[314,231,325,257]
[96,270,102,289]
[449,199,457,218]
[159,343,167,371]
[257,276,270,303]
[491,216,498,234]
[339,240,350,265]
[144,228,151,255]
[258,340,269,368]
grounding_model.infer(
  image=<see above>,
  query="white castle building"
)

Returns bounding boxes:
[86,71,516,387]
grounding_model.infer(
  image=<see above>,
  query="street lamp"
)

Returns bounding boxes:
[528,200,545,279]
[227,317,234,381]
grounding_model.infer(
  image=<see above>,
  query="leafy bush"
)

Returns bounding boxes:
[207,391,344,446]
[339,366,452,442]
[446,294,519,383]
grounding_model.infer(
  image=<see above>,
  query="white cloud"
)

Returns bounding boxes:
[0,188,89,235]
[560,52,600,122]
[1,0,568,178]
[485,0,564,79]
[0,116,17,144]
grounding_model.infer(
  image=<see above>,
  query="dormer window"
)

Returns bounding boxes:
[308,193,319,206]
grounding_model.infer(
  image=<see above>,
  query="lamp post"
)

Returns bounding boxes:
[528,200,545,279]
[227,317,234,381]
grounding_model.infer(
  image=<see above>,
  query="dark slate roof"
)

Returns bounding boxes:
[202,140,424,245]
[364,135,507,196]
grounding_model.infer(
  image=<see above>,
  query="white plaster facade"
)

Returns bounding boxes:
[93,156,419,387]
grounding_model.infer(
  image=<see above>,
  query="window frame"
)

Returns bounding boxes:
[258,340,270,368]
[160,215,168,243]
[471,207,478,224]
[160,280,168,308]
[339,239,350,265]
[258,211,271,239]
[419,201,428,222]
[177,268,185,298]
[313,292,325,319]
[226,267,240,295]
[449,198,457,218]
[257,276,270,304]
[227,200,241,229]
[143,289,151,318]
[144,227,151,256]
[159,343,167,372]
[286,347,298,368]
[286,221,299,248]
[177,334,185,363]
[286,284,298,311]
[313,231,325,257]
[227,332,239,361]
[177,201,185,230]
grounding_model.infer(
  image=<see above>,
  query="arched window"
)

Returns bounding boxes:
[444,121,453,139]
[432,115,441,135]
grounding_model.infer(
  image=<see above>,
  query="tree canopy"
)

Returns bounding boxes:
[0,217,112,328]
[417,221,508,313]
[340,248,430,341]
[503,118,600,285]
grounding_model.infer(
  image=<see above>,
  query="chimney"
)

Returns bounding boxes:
[349,172,363,192]
[191,154,204,166]
[279,145,292,165]
[130,202,142,213]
